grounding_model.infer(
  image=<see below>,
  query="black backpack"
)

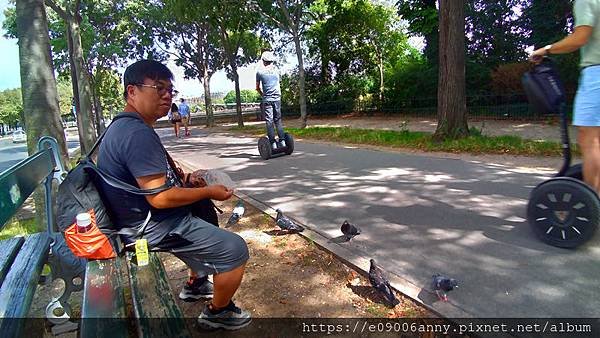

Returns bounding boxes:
[56,115,172,253]
[522,58,567,114]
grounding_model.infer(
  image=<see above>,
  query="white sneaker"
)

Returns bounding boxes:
[280,140,286,147]
[271,142,278,150]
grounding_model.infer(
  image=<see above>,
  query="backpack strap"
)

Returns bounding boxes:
[83,113,172,195]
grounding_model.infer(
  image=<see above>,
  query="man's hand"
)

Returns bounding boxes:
[529,46,549,64]
[187,169,207,187]
[207,184,234,201]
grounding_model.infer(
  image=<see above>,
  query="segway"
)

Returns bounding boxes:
[523,58,599,248]
[258,133,294,160]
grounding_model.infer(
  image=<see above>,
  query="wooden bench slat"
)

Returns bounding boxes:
[0,237,25,285]
[0,232,51,337]
[0,149,54,228]
[128,252,190,338]
[80,258,128,337]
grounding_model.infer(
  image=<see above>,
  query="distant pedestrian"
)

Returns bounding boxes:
[179,98,191,136]
[256,51,286,150]
[168,102,181,138]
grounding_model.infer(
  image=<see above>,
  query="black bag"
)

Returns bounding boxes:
[164,152,221,227]
[522,58,566,115]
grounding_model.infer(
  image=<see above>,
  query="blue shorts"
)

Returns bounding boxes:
[573,65,600,126]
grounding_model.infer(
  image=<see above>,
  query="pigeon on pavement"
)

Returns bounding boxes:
[275,209,304,232]
[432,274,458,302]
[226,200,245,227]
[368,259,399,307]
[340,220,361,241]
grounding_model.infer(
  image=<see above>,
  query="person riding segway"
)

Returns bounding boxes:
[255,50,294,160]
[523,58,600,248]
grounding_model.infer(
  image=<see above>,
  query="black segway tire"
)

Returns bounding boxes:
[258,137,272,160]
[527,177,599,248]
[284,133,294,155]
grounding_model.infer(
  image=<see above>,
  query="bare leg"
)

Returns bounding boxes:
[578,126,600,193]
[211,263,246,308]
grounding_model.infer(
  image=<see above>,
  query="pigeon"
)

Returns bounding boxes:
[432,274,459,302]
[226,200,245,227]
[368,259,399,307]
[340,220,361,241]
[275,209,304,232]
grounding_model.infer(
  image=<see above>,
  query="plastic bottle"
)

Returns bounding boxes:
[76,212,92,233]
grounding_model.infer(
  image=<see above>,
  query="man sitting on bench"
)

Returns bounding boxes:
[96,60,251,330]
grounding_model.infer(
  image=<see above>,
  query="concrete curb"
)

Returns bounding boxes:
[176,158,471,319]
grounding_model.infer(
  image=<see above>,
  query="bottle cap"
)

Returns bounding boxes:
[76,213,92,227]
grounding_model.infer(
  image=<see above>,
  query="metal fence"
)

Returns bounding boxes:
[279,92,576,120]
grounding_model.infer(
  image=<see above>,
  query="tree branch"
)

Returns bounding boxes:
[45,0,69,21]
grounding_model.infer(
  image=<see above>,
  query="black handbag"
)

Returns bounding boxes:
[164,152,222,227]
[522,58,567,115]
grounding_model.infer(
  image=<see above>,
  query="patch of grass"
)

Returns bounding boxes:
[229,125,569,156]
[0,217,39,240]
[365,303,389,317]
[275,237,289,249]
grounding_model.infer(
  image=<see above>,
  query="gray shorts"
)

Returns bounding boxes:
[155,213,249,275]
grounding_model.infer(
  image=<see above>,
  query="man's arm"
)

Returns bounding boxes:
[530,26,593,61]
[256,81,263,97]
[136,173,233,209]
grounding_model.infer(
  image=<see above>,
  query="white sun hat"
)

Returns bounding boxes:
[261,51,276,62]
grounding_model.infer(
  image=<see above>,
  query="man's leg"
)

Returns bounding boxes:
[211,263,246,308]
[183,116,190,135]
[578,126,600,193]
[273,101,285,142]
[263,102,277,148]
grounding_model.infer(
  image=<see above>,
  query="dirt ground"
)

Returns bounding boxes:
[163,196,431,320]
[28,196,432,337]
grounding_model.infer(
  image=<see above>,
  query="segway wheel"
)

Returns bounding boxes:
[527,177,600,248]
[258,137,272,160]
[284,133,294,155]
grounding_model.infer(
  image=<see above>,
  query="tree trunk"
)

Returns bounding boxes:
[202,71,214,127]
[90,70,105,136]
[68,19,96,153]
[423,0,439,65]
[293,31,308,129]
[16,0,68,231]
[66,27,81,136]
[434,0,468,141]
[376,47,384,111]
[231,59,244,127]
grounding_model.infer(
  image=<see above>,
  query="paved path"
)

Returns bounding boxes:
[160,128,600,318]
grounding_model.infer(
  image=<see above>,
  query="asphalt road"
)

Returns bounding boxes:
[0,136,79,173]
[162,128,600,318]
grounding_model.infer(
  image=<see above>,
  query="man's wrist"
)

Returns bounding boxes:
[544,44,553,54]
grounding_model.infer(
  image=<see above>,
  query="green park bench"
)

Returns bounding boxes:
[0,136,190,337]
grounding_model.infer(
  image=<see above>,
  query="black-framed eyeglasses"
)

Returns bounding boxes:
[135,83,177,96]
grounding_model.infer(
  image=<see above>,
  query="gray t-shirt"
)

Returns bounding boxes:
[97,112,187,245]
[256,64,281,102]
[574,0,600,67]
